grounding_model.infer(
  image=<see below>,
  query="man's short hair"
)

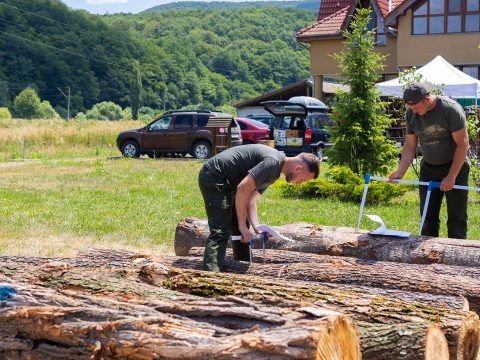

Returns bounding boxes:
[298,153,320,179]
[403,83,432,105]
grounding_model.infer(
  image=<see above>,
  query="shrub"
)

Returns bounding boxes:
[38,101,60,119]
[75,112,87,121]
[85,101,123,121]
[14,87,41,119]
[0,107,12,119]
[276,165,413,203]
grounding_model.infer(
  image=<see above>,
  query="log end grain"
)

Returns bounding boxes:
[425,324,450,360]
[314,316,361,360]
[457,313,480,360]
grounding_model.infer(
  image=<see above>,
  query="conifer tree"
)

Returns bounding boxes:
[327,8,398,176]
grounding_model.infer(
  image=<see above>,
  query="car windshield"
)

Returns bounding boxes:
[243,119,269,128]
[308,113,333,128]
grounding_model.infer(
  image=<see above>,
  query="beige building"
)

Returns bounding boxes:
[296,0,480,100]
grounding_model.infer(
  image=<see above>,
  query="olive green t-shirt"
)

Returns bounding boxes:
[205,144,285,194]
[406,96,466,165]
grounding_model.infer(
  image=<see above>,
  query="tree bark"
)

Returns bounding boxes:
[142,263,480,360]
[0,278,361,359]
[175,217,480,267]
[357,322,449,360]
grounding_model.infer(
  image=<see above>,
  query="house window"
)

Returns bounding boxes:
[366,10,387,45]
[413,0,480,33]
[461,66,479,79]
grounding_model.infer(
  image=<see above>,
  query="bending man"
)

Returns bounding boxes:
[198,144,320,272]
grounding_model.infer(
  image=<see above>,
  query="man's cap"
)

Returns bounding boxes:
[403,83,431,105]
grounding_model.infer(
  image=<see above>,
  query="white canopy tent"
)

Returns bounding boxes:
[376,55,480,103]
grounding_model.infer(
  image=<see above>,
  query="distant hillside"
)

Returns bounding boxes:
[143,0,319,13]
[1,0,316,115]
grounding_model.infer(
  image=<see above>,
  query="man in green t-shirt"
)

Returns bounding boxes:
[389,83,469,239]
[198,144,320,272]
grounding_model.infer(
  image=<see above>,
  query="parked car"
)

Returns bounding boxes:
[116,110,242,159]
[235,118,270,144]
[261,98,333,160]
[246,113,274,126]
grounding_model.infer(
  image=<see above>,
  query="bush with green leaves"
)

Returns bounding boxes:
[276,165,412,203]
[85,102,123,121]
[0,107,12,119]
[14,87,42,119]
[38,101,59,119]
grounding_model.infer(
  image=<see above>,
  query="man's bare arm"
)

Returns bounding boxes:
[236,174,258,242]
[441,128,469,191]
[389,134,418,180]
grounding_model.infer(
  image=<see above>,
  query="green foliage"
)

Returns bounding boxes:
[86,102,123,121]
[14,87,42,119]
[327,8,399,176]
[2,1,315,114]
[0,107,12,119]
[276,165,411,203]
[38,101,60,119]
[75,112,87,121]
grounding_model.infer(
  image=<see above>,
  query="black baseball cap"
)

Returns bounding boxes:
[403,83,431,105]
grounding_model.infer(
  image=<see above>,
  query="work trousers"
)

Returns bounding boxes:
[419,160,469,239]
[198,166,251,272]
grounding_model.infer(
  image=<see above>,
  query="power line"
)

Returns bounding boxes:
[0,29,131,71]
[0,1,129,48]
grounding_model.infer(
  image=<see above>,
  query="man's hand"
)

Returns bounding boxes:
[388,169,404,182]
[440,174,456,192]
[239,225,253,243]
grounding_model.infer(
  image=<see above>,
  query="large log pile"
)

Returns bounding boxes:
[2,214,480,359]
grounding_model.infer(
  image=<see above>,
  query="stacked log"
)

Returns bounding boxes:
[175,217,480,267]
[173,218,480,360]
[0,264,361,359]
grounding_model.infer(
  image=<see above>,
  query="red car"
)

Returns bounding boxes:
[235,118,270,144]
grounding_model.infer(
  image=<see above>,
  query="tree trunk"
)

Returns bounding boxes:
[357,322,449,360]
[1,274,361,359]
[175,217,480,267]
[142,263,480,360]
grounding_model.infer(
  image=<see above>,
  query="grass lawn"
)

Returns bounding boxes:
[1,156,479,257]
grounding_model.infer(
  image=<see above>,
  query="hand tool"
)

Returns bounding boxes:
[358,174,480,236]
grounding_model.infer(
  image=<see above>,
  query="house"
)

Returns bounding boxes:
[234,79,349,117]
[296,0,480,101]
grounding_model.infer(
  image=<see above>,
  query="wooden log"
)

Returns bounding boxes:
[166,251,470,311]
[186,246,480,281]
[141,264,480,360]
[357,322,449,360]
[175,217,480,267]
[0,272,361,360]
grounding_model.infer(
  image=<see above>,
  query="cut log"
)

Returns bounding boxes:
[142,263,480,360]
[0,281,361,360]
[357,322,449,360]
[175,217,480,267]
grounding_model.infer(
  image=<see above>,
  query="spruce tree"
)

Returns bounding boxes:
[327,7,398,176]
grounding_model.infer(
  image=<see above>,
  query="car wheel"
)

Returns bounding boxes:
[121,140,140,158]
[192,141,212,159]
[315,147,324,162]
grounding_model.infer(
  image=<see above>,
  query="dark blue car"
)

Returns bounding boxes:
[261,98,333,161]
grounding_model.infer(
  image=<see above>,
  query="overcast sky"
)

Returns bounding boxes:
[61,0,261,14]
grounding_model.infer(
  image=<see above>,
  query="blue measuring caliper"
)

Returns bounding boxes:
[230,232,270,263]
[358,174,480,236]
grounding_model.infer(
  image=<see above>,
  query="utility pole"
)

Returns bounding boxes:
[58,86,71,121]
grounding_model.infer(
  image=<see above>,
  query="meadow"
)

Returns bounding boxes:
[0,119,479,257]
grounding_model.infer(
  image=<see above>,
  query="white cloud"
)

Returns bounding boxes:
[86,0,129,4]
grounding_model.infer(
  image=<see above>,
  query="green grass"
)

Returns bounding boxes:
[0,157,479,257]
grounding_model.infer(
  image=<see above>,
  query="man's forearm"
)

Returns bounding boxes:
[397,144,417,176]
[448,143,468,180]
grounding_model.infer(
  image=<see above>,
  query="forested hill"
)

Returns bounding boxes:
[0,0,316,116]
[143,0,318,12]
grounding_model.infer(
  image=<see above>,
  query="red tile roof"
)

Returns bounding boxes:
[297,6,350,37]
[298,0,407,39]
[318,0,354,20]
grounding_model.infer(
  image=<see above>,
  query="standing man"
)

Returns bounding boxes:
[198,144,320,272]
[389,83,469,239]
